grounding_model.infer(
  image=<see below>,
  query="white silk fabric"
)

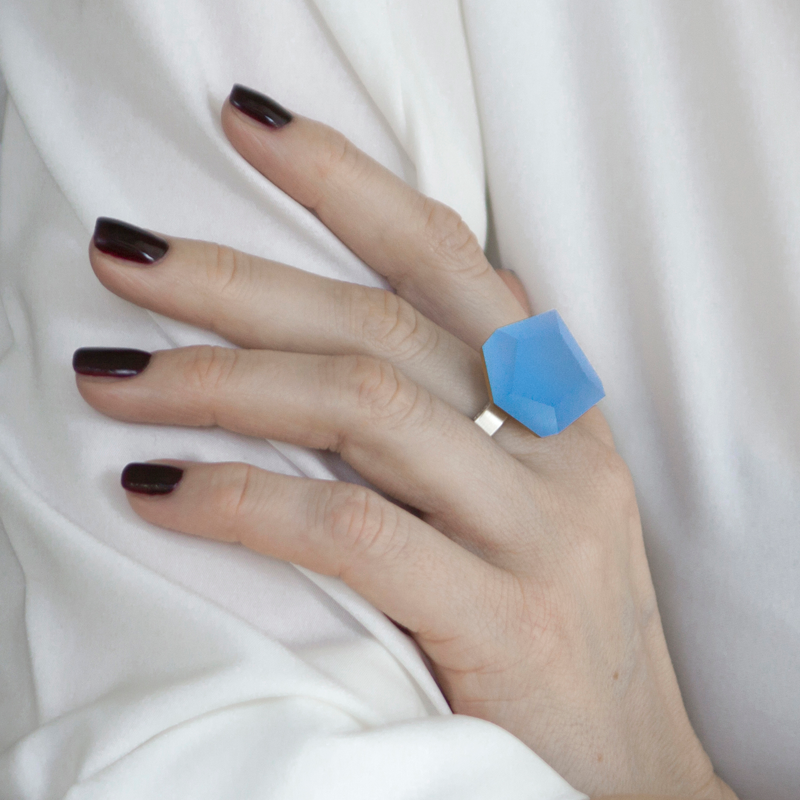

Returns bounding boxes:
[0,1,798,799]
[0,0,582,798]
[462,5,800,799]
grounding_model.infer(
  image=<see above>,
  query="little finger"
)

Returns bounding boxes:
[74,345,535,555]
[121,459,501,642]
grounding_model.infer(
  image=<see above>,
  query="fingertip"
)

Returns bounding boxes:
[120,460,250,547]
[121,461,184,496]
[222,92,322,211]
[227,84,293,129]
[88,219,177,308]
[72,347,152,378]
[91,217,170,266]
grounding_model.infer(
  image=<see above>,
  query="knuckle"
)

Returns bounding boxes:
[344,284,435,362]
[321,484,404,571]
[592,449,637,510]
[203,243,253,305]
[212,463,262,541]
[186,345,240,398]
[419,198,487,277]
[555,450,638,570]
[342,355,426,428]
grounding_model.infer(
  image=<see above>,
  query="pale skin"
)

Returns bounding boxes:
[75,91,739,800]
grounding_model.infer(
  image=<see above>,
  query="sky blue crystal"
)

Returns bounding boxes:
[482,310,605,437]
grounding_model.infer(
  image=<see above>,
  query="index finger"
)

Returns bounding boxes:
[221,85,527,349]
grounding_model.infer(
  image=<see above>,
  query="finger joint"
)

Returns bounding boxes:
[185,345,241,424]
[203,244,254,307]
[320,484,406,578]
[212,462,263,543]
[341,355,430,433]
[418,198,488,280]
[343,285,437,363]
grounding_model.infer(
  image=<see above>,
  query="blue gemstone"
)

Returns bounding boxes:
[482,310,605,436]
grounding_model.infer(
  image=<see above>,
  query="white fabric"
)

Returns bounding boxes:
[462,5,800,799]
[1,1,799,799]
[0,0,582,798]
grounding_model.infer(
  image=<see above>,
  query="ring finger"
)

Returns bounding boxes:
[75,345,535,556]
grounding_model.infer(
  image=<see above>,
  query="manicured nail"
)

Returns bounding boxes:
[73,348,151,377]
[93,218,169,264]
[121,463,183,495]
[230,84,293,128]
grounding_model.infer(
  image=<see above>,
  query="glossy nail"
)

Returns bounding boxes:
[230,84,293,128]
[121,463,183,495]
[73,348,151,377]
[93,218,169,264]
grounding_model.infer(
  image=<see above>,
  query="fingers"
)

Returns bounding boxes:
[123,460,499,640]
[89,228,487,417]
[76,346,532,553]
[222,86,527,347]
[496,270,533,316]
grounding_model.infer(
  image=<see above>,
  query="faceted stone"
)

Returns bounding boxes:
[482,310,605,437]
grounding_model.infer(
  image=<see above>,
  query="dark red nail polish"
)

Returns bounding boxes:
[121,463,183,495]
[73,348,151,377]
[93,218,169,264]
[230,84,293,129]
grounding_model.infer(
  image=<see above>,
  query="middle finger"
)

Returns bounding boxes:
[90,221,488,417]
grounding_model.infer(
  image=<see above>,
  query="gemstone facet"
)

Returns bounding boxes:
[481,310,604,437]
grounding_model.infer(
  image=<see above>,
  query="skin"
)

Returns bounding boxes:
[75,94,739,800]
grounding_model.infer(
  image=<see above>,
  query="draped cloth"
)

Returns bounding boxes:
[1,2,798,798]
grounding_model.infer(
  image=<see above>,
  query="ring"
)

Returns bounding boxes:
[473,310,605,437]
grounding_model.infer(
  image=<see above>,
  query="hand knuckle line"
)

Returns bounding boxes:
[352,357,420,428]
[342,284,385,349]
[355,288,429,362]
[349,356,395,408]
[420,198,486,275]
[205,244,247,301]
[325,486,377,551]
[214,464,259,542]
[382,295,432,362]
[230,463,258,524]
[409,310,442,365]
[189,346,239,423]
[323,486,402,576]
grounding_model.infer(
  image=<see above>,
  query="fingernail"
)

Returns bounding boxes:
[121,463,183,495]
[73,348,151,377]
[230,84,293,129]
[93,218,169,264]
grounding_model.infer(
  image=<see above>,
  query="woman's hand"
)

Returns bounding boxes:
[74,86,734,800]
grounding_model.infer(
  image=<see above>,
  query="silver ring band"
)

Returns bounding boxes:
[473,402,509,436]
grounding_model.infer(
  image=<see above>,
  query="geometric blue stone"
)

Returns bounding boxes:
[482,310,605,437]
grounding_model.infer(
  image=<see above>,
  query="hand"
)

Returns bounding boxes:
[74,86,734,800]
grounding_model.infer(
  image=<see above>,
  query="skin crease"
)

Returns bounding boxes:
[74,93,739,800]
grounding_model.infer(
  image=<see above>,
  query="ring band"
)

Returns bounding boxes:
[473,403,509,436]
[475,310,604,438]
